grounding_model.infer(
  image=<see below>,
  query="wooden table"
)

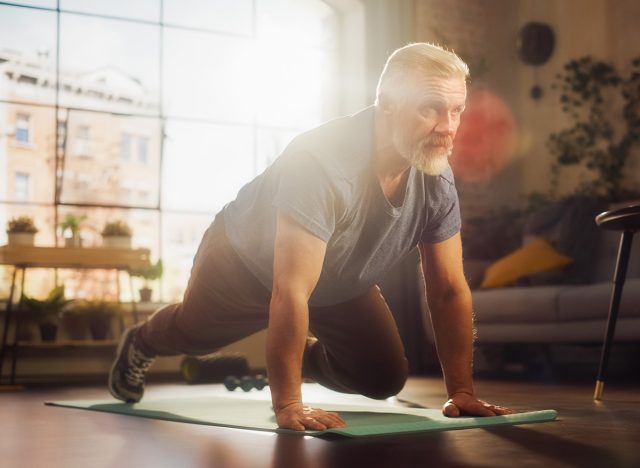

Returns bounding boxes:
[0,244,151,385]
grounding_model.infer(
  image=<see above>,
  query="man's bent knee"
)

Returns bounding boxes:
[358,357,409,400]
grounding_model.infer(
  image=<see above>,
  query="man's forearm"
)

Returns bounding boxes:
[428,288,475,397]
[266,292,309,411]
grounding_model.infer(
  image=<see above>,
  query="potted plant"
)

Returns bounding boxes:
[6,216,38,246]
[61,305,90,340]
[131,259,163,302]
[21,285,72,342]
[15,308,39,342]
[74,300,123,340]
[60,213,87,248]
[101,220,132,249]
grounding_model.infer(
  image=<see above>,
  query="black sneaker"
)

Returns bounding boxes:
[108,325,155,403]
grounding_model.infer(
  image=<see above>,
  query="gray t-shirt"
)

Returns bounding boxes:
[223,106,461,306]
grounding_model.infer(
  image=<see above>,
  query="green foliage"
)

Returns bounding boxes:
[547,55,640,201]
[59,213,87,236]
[101,220,132,237]
[21,285,72,324]
[130,259,163,285]
[70,300,123,319]
[6,216,38,234]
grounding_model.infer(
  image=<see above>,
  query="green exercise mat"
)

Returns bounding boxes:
[46,394,557,438]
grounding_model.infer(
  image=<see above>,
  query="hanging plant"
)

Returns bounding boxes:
[547,56,640,201]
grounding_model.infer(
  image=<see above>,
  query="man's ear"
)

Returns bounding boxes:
[377,93,396,115]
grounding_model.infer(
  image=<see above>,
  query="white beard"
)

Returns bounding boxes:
[392,130,452,176]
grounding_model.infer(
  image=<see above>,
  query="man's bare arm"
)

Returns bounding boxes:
[419,233,513,417]
[268,210,346,431]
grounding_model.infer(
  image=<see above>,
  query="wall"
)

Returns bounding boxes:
[493,0,639,198]
[367,1,640,368]
[415,0,640,218]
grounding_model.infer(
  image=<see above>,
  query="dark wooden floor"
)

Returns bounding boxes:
[1,375,639,468]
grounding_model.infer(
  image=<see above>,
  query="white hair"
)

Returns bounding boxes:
[375,43,469,105]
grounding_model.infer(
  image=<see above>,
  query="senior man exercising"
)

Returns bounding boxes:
[109,42,513,431]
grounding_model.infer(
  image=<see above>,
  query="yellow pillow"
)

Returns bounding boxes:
[480,238,574,289]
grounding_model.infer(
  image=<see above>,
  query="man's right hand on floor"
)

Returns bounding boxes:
[275,401,346,431]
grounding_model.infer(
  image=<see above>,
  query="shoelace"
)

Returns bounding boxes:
[125,346,155,386]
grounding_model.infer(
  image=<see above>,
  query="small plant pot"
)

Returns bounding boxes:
[139,287,152,302]
[64,236,83,248]
[102,236,131,249]
[8,232,35,246]
[16,316,37,342]
[89,315,112,340]
[39,323,58,342]
[62,314,89,340]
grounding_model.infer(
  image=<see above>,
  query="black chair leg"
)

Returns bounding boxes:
[594,231,634,400]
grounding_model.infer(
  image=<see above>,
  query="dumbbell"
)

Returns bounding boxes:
[224,375,269,392]
[180,352,249,385]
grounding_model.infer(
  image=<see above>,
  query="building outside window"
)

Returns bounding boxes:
[138,136,148,164]
[74,124,91,156]
[77,125,90,141]
[14,172,30,201]
[121,132,132,161]
[15,113,31,143]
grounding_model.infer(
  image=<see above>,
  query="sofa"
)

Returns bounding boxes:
[423,197,640,346]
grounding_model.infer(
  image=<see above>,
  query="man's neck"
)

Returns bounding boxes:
[372,109,413,206]
[373,109,411,181]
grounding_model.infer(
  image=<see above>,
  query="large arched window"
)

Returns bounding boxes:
[0,0,342,301]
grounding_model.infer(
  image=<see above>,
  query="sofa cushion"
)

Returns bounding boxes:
[480,238,573,288]
[524,195,607,284]
[472,286,566,323]
[475,318,640,343]
[464,259,492,289]
[592,229,640,283]
[557,278,640,321]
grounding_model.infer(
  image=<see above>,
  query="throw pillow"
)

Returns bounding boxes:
[480,237,574,288]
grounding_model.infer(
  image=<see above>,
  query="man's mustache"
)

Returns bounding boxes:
[425,136,453,148]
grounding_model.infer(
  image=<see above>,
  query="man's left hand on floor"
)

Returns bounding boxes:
[442,392,514,417]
